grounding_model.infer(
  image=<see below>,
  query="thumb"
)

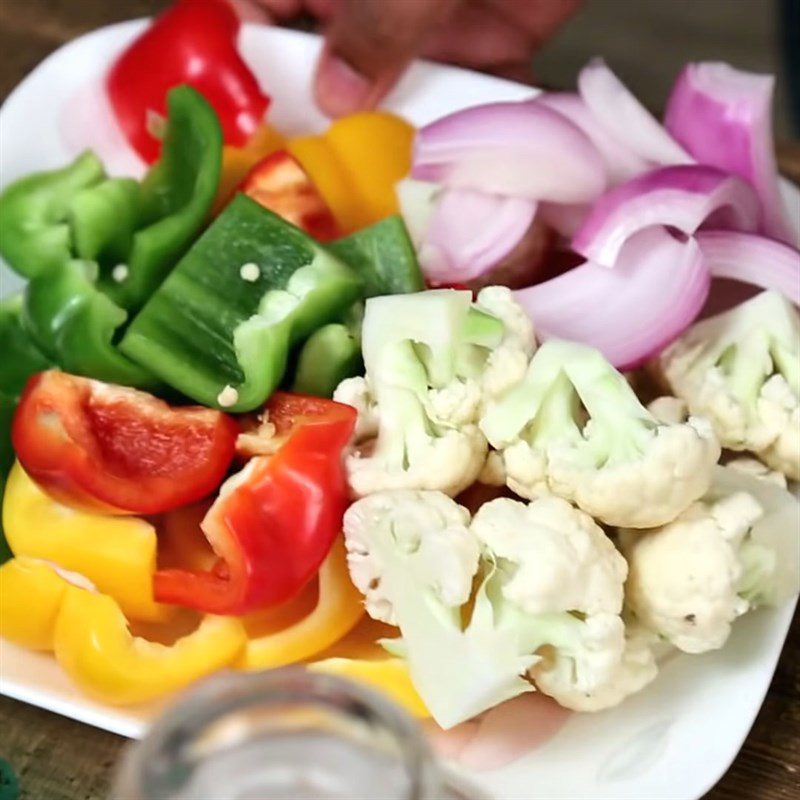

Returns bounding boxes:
[314,0,459,117]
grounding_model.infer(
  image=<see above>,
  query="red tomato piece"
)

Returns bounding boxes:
[106,0,270,162]
[238,151,340,241]
[12,371,238,515]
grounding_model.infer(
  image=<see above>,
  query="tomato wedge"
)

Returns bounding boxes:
[239,151,340,241]
[12,371,238,515]
[154,393,356,615]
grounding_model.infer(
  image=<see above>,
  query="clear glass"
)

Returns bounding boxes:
[111,668,474,800]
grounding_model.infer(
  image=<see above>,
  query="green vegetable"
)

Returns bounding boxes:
[329,215,424,297]
[0,151,104,278]
[0,296,53,564]
[103,85,223,310]
[70,177,142,265]
[291,320,362,397]
[121,194,363,411]
[23,260,154,388]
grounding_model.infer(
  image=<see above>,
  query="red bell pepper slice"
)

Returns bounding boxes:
[12,371,238,515]
[238,151,340,241]
[106,0,270,163]
[153,392,356,615]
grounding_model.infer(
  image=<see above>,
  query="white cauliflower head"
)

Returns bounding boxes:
[335,288,536,498]
[481,340,721,527]
[533,622,659,712]
[471,495,627,616]
[620,465,800,653]
[656,291,800,480]
[343,490,480,625]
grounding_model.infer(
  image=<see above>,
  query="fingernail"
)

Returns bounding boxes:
[315,50,373,117]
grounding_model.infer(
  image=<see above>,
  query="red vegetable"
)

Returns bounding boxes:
[12,371,238,515]
[153,392,356,615]
[106,0,270,163]
[238,151,340,241]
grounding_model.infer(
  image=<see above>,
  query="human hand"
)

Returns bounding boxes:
[232,0,582,116]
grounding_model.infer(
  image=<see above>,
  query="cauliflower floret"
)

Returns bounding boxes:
[481,340,720,528]
[534,623,659,712]
[620,465,800,653]
[647,396,689,424]
[474,285,536,400]
[343,490,479,624]
[343,489,646,727]
[656,291,800,480]
[336,289,535,498]
[471,496,626,616]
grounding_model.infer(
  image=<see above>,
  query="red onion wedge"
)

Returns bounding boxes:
[696,231,800,306]
[411,101,607,203]
[419,188,538,283]
[572,165,760,267]
[665,62,797,246]
[533,92,650,184]
[539,202,590,239]
[515,228,710,370]
[578,58,691,166]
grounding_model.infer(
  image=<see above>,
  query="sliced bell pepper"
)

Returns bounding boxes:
[23,260,155,388]
[0,151,104,279]
[238,151,340,241]
[213,125,286,215]
[329,216,424,297]
[70,177,141,265]
[237,536,364,669]
[105,85,223,310]
[12,370,238,515]
[2,463,170,622]
[288,112,414,233]
[154,393,356,615]
[106,0,269,163]
[120,194,363,411]
[0,557,68,650]
[310,618,429,719]
[54,583,246,705]
[290,321,362,398]
[0,296,53,563]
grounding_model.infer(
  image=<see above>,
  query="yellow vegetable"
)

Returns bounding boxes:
[2,463,171,622]
[311,618,429,718]
[288,112,414,233]
[0,557,67,650]
[54,586,246,705]
[237,537,364,669]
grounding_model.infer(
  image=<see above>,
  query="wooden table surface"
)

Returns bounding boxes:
[0,2,798,798]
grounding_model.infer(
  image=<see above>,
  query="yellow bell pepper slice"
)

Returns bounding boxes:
[310,617,429,719]
[288,112,414,233]
[237,536,364,670]
[325,112,414,225]
[0,557,67,650]
[2,463,171,622]
[213,124,286,214]
[54,585,246,705]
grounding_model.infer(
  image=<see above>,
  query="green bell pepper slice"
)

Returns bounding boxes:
[104,85,223,310]
[70,177,142,265]
[329,215,424,297]
[121,194,363,411]
[291,310,363,398]
[0,296,54,564]
[0,295,53,398]
[0,151,104,279]
[23,260,155,388]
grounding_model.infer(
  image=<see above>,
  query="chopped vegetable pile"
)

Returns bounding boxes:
[0,0,798,733]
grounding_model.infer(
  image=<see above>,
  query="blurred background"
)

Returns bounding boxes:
[1,0,796,139]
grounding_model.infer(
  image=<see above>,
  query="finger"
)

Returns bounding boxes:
[314,0,460,117]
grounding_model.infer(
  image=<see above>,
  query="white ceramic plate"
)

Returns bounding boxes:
[0,22,796,800]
